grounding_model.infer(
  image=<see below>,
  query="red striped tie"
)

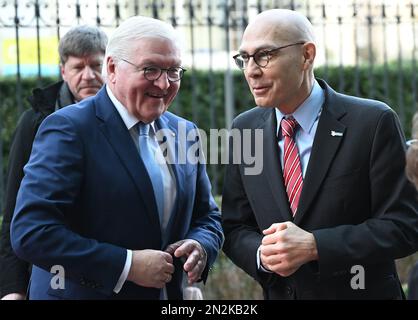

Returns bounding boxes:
[282,117,303,216]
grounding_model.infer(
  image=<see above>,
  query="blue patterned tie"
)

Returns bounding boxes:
[138,122,164,226]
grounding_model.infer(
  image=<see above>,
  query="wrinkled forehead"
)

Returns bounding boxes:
[64,54,104,65]
[130,37,182,66]
[134,37,180,55]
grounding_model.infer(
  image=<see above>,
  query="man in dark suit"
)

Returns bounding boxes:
[0,25,107,300]
[10,16,223,300]
[222,9,418,299]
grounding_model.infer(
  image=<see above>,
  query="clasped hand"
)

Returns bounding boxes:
[127,239,206,288]
[260,221,318,277]
[165,239,207,285]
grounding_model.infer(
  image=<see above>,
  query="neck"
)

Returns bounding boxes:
[278,75,314,114]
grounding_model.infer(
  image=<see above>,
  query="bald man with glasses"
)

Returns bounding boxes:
[222,9,418,299]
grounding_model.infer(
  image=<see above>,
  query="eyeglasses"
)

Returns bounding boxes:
[233,42,305,70]
[121,58,186,82]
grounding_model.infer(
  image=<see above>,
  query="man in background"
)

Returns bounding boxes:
[0,25,107,300]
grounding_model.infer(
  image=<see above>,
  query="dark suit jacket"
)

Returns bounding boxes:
[222,79,418,299]
[11,87,223,300]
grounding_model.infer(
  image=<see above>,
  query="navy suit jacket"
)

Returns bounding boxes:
[11,87,223,300]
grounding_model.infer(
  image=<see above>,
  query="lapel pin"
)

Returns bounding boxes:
[330,130,343,137]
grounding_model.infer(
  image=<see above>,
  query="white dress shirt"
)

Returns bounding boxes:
[106,85,177,293]
[257,80,324,272]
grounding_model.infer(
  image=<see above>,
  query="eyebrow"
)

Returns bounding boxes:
[238,46,278,54]
[140,59,182,67]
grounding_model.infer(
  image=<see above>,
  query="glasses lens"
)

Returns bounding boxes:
[167,68,183,81]
[144,67,161,81]
[254,51,269,67]
[234,55,246,69]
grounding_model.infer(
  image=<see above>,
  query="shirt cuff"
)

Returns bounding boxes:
[113,249,132,293]
[257,246,273,273]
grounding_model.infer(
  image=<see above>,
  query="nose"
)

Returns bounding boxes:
[153,71,171,90]
[245,58,262,78]
[81,66,96,80]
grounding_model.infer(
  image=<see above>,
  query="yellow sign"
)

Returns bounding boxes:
[2,36,59,65]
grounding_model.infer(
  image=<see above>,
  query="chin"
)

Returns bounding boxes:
[254,99,270,108]
[143,110,165,123]
[79,91,98,100]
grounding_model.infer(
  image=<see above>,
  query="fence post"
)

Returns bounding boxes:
[367,0,375,99]
[0,100,3,216]
[14,0,23,116]
[396,3,405,129]
[223,0,235,130]
[207,1,218,195]
[411,2,417,114]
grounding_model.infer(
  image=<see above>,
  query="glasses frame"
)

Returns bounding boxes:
[233,42,306,70]
[120,58,187,82]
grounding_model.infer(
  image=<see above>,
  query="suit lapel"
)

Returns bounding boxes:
[259,109,293,221]
[94,88,161,232]
[294,81,347,224]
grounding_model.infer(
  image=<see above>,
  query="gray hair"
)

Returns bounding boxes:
[59,25,108,64]
[105,16,181,65]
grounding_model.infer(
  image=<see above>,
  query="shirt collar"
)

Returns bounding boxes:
[106,85,156,131]
[275,79,324,135]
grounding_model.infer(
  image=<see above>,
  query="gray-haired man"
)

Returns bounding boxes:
[0,25,107,300]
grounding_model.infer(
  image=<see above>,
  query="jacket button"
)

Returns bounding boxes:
[285,286,293,296]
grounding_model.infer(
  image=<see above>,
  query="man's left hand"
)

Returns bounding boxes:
[165,239,207,284]
[260,222,318,277]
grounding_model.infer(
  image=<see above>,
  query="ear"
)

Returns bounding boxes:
[302,42,316,70]
[60,63,66,81]
[106,56,117,83]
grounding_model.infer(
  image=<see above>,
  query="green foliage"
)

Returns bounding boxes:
[316,64,417,138]
[1,66,417,299]
[0,77,56,174]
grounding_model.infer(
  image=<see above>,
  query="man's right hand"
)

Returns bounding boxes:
[127,249,174,288]
[1,293,26,300]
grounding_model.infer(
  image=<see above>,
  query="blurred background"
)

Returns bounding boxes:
[0,0,417,299]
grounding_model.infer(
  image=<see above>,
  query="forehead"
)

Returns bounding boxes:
[65,54,104,65]
[131,37,181,65]
[239,25,280,52]
[239,39,278,53]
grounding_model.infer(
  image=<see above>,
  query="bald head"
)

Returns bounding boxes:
[243,9,315,47]
[238,9,317,113]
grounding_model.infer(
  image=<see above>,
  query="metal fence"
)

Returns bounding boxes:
[1,0,418,212]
